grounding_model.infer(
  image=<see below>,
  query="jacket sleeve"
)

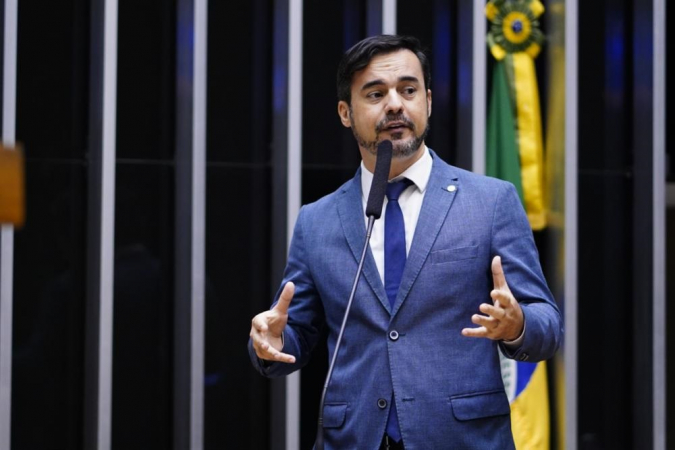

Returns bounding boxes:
[490,182,564,362]
[248,206,326,377]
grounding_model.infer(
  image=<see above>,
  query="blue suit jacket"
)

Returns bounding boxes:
[249,151,563,449]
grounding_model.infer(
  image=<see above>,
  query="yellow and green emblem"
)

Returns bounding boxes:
[485,0,547,231]
[486,0,544,59]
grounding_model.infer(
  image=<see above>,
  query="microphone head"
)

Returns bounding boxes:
[365,140,393,219]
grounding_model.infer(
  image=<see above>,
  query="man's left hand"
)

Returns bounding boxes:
[461,255,524,341]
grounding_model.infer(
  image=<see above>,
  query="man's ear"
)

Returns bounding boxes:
[337,101,351,128]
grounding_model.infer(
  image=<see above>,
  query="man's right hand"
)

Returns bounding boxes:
[250,281,297,364]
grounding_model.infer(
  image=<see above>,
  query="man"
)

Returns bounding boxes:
[249,35,562,449]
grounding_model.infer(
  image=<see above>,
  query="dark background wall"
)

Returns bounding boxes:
[10,1,275,449]
[12,1,89,448]
[203,1,274,448]
[577,0,634,447]
[576,0,666,449]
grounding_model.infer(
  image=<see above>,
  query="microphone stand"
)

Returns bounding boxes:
[315,214,377,450]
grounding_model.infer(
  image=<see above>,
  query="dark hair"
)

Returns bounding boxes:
[336,34,431,105]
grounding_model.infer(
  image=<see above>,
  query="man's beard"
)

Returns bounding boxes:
[349,108,430,158]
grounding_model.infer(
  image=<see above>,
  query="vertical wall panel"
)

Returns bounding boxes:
[471,0,485,174]
[204,0,273,449]
[113,1,175,448]
[0,0,15,447]
[652,1,666,449]
[454,0,475,170]
[0,222,10,450]
[302,0,360,183]
[84,0,117,449]
[366,0,383,36]
[564,0,578,448]
[286,2,302,449]
[576,0,664,448]
[270,1,290,448]
[11,1,90,449]
[577,0,634,446]
[174,0,207,448]
[0,221,10,450]
[632,0,655,446]
[397,0,457,163]
[382,0,396,34]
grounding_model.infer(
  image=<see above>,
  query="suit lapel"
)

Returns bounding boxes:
[337,169,390,312]
[392,154,460,316]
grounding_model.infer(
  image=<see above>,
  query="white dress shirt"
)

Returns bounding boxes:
[360,146,432,284]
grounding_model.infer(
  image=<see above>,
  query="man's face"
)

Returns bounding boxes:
[338,49,432,160]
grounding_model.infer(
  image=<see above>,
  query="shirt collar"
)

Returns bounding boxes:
[361,146,432,201]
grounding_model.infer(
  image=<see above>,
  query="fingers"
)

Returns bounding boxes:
[251,314,269,333]
[249,282,296,364]
[250,312,296,364]
[462,297,523,341]
[252,336,296,363]
[490,256,513,308]
[491,289,513,308]
[471,310,500,329]
[463,258,523,341]
[461,325,488,338]
[273,281,295,314]
[460,305,499,338]
[258,341,296,364]
[491,256,508,291]
[480,302,506,319]
[249,313,271,348]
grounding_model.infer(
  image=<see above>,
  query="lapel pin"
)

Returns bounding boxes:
[447,185,456,192]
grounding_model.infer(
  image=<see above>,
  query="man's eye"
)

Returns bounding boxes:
[367,91,383,99]
[402,87,416,95]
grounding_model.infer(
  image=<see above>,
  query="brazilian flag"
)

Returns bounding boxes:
[486,0,546,230]
[500,356,551,449]
[486,1,550,449]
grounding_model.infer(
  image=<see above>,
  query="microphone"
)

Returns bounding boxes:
[365,140,393,218]
[316,140,393,450]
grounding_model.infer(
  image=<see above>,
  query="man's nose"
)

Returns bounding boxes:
[385,91,403,114]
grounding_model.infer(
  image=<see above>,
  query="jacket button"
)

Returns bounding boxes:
[389,330,399,341]
[377,398,387,409]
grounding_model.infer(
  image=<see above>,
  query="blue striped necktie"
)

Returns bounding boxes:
[384,178,411,443]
